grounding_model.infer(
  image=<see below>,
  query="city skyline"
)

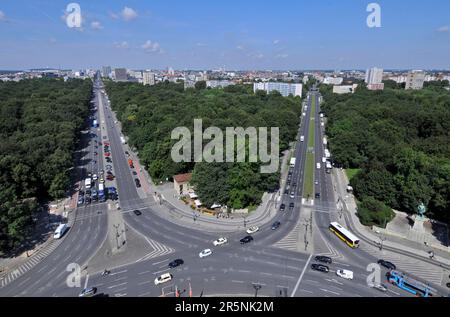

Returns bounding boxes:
[0,0,450,70]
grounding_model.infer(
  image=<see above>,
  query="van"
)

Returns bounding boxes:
[316,163,321,169]
[54,223,68,239]
[300,135,305,142]
[154,273,173,285]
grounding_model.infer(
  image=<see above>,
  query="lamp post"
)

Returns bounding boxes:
[253,283,262,297]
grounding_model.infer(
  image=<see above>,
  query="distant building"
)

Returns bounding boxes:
[143,72,156,86]
[114,68,128,82]
[102,66,111,78]
[206,80,233,88]
[323,77,343,85]
[365,67,384,90]
[332,84,358,94]
[168,67,175,76]
[253,82,302,97]
[405,71,425,90]
[173,173,192,196]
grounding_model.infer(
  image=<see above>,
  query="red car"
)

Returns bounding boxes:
[103,142,110,146]
[104,152,111,157]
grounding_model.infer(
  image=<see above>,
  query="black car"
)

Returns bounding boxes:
[134,178,141,187]
[240,236,254,244]
[314,255,332,264]
[132,171,137,175]
[311,264,329,273]
[168,259,184,268]
[289,202,294,210]
[125,151,129,156]
[280,203,286,212]
[133,210,142,216]
[271,221,281,230]
[377,259,396,270]
[315,192,320,198]
[105,157,112,163]
[85,196,92,205]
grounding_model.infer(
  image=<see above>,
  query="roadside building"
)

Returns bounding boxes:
[173,173,193,196]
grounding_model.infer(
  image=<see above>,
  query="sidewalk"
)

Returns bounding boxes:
[332,168,450,268]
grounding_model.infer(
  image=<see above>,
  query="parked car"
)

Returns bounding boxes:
[311,264,329,273]
[134,178,141,187]
[336,269,353,280]
[377,259,396,270]
[168,259,184,268]
[240,236,253,244]
[199,249,212,258]
[154,273,173,286]
[246,226,259,234]
[133,209,142,216]
[289,202,294,210]
[79,287,97,297]
[315,192,320,198]
[213,237,228,246]
[271,221,281,230]
[280,203,285,212]
[104,152,110,157]
[314,255,332,264]
[77,196,84,205]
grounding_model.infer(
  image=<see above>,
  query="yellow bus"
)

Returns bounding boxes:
[329,222,360,248]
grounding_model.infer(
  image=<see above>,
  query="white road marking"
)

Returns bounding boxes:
[152,259,170,266]
[232,280,244,283]
[387,288,401,296]
[153,268,171,275]
[107,282,127,289]
[320,288,340,295]
[138,280,154,286]
[298,289,313,293]
[84,274,89,289]
[291,254,313,297]
[138,270,151,275]
[109,270,127,276]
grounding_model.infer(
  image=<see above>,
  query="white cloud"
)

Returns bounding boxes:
[109,12,119,20]
[436,25,450,32]
[114,41,129,49]
[0,10,6,21]
[236,45,245,50]
[273,39,280,44]
[121,7,138,21]
[141,40,164,53]
[91,21,103,30]
[276,53,288,59]
[196,42,207,47]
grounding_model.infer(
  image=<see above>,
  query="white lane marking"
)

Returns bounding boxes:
[138,270,151,275]
[84,274,89,289]
[299,289,313,294]
[153,268,171,275]
[107,282,127,289]
[113,277,127,282]
[291,254,313,297]
[387,289,401,296]
[260,272,273,276]
[320,288,340,295]
[152,259,170,266]
[138,292,151,297]
[138,280,153,286]
[231,280,244,283]
[109,270,127,276]
[238,270,251,273]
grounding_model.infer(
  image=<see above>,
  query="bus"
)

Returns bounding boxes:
[387,271,436,297]
[329,222,360,248]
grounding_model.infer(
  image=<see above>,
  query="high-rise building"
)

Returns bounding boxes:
[114,68,128,82]
[405,71,425,90]
[365,67,384,90]
[323,77,343,85]
[143,71,156,86]
[102,66,111,78]
[253,82,302,97]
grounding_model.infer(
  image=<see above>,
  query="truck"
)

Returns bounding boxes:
[84,177,92,189]
[128,158,134,168]
[290,157,296,168]
[120,136,126,144]
[98,183,106,202]
[387,270,436,297]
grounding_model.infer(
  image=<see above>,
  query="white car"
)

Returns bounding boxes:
[213,237,228,246]
[199,249,213,258]
[246,226,259,234]
[336,269,353,280]
[154,273,173,285]
[92,174,98,181]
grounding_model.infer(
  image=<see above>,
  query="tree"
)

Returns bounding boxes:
[195,81,207,90]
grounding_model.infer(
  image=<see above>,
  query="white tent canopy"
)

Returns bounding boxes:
[211,203,221,209]
[194,199,202,207]
[189,192,198,199]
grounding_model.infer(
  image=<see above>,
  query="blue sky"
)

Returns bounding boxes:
[0,0,449,70]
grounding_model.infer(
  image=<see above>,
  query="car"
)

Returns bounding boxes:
[372,283,388,292]
[271,221,281,230]
[311,264,329,273]
[133,209,142,216]
[105,158,112,163]
[125,151,129,156]
[99,177,105,183]
[168,259,184,268]
[105,165,113,170]
[314,255,332,264]
[279,203,286,212]
[240,235,253,244]
[77,196,84,205]
[246,226,259,234]
[85,189,92,196]
[336,269,354,280]
[85,197,92,205]
[213,237,228,246]
[79,287,97,297]
[104,152,110,157]
[287,180,291,186]
[315,180,319,185]
[377,259,396,270]
[290,191,295,199]
[199,249,212,258]
[289,202,294,210]
[134,178,141,188]
[132,171,137,175]
[154,273,173,286]
[315,192,320,199]
[103,142,110,146]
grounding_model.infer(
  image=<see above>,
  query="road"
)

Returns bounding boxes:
[1,81,447,297]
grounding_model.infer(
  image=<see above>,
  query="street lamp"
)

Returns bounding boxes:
[252,283,262,297]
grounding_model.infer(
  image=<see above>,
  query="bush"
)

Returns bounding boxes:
[356,196,394,227]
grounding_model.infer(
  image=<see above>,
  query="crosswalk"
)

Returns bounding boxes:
[359,243,444,286]
[137,237,174,262]
[0,239,62,288]
[272,221,302,252]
